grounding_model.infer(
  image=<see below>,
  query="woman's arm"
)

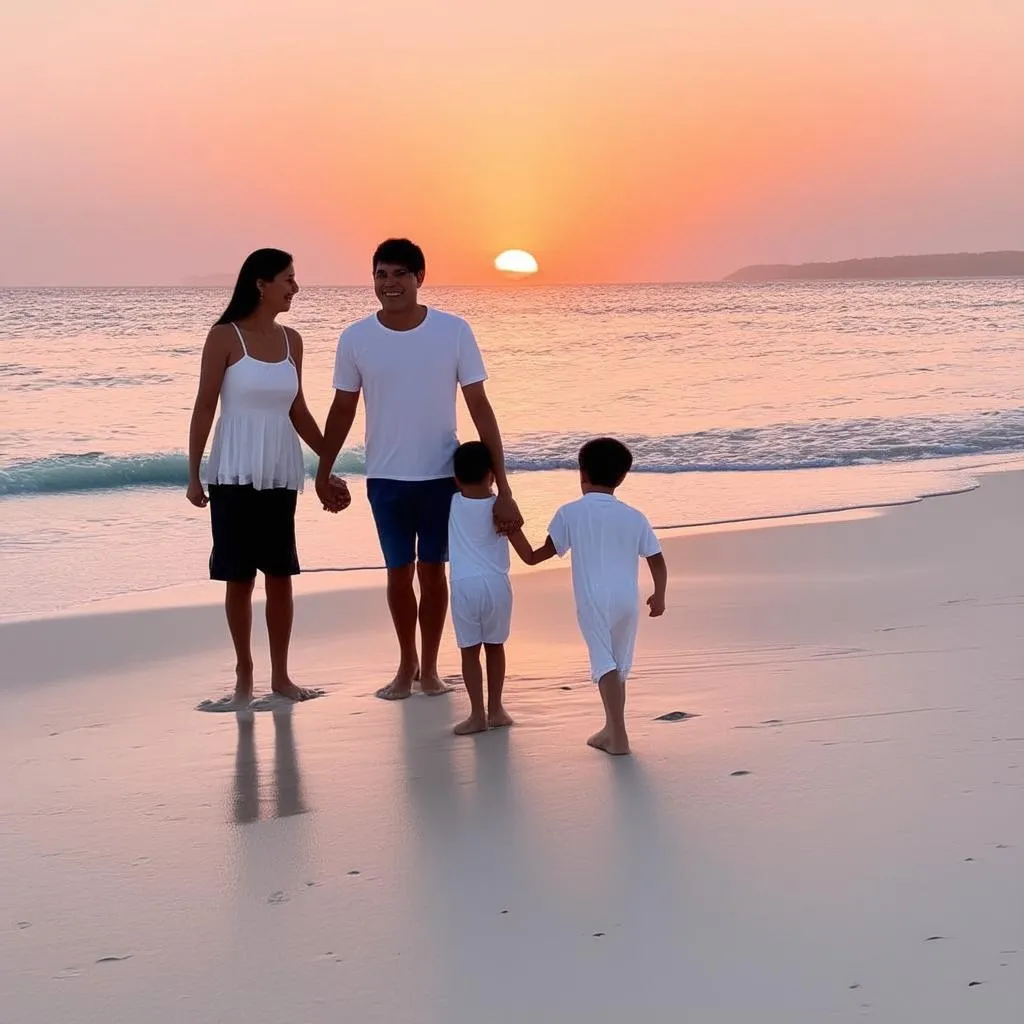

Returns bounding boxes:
[187,327,230,507]
[287,330,326,456]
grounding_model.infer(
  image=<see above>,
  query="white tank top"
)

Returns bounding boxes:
[206,324,305,491]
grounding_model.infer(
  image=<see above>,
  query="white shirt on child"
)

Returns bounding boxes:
[448,493,513,648]
[547,491,662,681]
[449,493,510,582]
[547,492,661,612]
[332,309,488,481]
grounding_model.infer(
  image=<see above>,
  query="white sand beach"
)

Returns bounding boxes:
[2,471,1023,1023]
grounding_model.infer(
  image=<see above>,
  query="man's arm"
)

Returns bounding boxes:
[461,381,523,532]
[645,553,668,617]
[507,529,557,566]
[315,389,359,510]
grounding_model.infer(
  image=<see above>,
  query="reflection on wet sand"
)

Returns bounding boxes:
[231,706,307,823]
[233,712,258,824]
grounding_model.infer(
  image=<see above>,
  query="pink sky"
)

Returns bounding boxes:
[1,0,1022,285]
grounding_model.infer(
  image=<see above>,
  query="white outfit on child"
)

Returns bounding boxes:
[448,493,513,648]
[547,492,661,682]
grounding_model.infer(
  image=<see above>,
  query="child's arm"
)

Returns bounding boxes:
[645,552,667,617]
[507,528,557,566]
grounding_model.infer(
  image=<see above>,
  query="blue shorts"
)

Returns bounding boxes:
[366,477,458,569]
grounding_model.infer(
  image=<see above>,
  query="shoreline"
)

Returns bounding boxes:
[0,460,1019,689]
[4,452,1020,630]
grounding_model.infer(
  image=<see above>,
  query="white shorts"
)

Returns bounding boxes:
[451,574,513,648]
[577,604,639,683]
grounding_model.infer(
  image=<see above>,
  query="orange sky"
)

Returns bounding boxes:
[1,0,1022,285]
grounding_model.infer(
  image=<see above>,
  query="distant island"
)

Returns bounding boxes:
[725,251,1024,283]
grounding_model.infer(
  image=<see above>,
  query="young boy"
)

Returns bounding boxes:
[448,441,519,735]
[512,438,667,755]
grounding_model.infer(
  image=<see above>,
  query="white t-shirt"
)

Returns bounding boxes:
[333,309,488,480]
[448,493,510,582]
[547,492,662,612]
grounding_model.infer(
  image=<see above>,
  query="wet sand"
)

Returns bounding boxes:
[2,471,1023,1022]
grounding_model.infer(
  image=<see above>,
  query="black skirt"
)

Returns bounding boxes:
[208,485,300,582]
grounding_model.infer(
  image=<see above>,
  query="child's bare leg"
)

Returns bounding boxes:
[587,670,630,755]
[485,643,513,727]
[454,645,488,735]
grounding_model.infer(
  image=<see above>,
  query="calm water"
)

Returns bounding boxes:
[2,280,1023,618]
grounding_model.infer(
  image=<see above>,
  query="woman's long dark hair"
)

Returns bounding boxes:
[214,248,293,326]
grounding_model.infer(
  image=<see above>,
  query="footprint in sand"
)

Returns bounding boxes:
[268,891,290,905]
[96,955,132,964]
[15,921,32,930]
[655,711,698,722]
[730,770,752,777]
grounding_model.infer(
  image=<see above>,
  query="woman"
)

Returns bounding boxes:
[188,248,349,706]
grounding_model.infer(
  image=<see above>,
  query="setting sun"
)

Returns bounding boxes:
[495,250,539,275]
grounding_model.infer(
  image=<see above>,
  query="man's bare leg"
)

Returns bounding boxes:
[226,579,256,702]
[587,670,630,755]
[376,564,420,700]
[485,643,513,727]
[416,561,451,695]
[454,645,488,734]
[266,574,321,701]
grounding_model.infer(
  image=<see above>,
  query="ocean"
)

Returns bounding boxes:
[2,279,1023,620]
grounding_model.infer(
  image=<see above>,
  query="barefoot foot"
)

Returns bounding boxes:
[196,694,252,713]
[270,680,325,702]
[196,667,254,712]
[453,714,489,736]
[587,729,631,756]
[419,672,455,697]
[375,663,419,701]
[487,707,515,729]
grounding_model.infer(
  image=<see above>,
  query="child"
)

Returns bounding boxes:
[511,437,667,755]
[448,441,518,735]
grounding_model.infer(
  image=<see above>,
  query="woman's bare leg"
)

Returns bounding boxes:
[266,574,320,701]
[226,579,256,701]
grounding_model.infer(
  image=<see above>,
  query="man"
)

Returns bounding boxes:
[315,239,522,700]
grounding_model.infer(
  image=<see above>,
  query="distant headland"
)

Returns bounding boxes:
[725,251,1024,283]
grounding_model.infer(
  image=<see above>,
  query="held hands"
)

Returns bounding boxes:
[316,473,352,513]
[492,489,524,536]
[186,478,208,508]
[646,593,666,617]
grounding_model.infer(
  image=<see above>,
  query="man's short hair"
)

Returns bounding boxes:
[579,437,633,488]
[453,441,493,485]
[373,238,426,276]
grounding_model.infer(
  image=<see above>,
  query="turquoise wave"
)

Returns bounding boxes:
[3,408,1024,497]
